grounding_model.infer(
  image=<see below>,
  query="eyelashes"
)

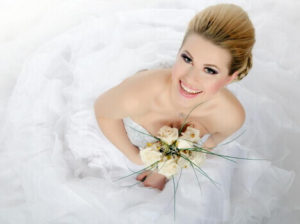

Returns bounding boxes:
[180,53,218,75]
[204,67,218,75]
[181,53,192,64]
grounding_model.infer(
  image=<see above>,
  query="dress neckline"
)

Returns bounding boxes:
[124,117,152,135]
[123,116,211,144]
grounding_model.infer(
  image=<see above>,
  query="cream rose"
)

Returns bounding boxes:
[149,141,162,151]
[176,138,193,149]
[181,126,201,142]
[140,147,162,166]
[176,138,193,168]
[177,150,191,168]
[157,125,178,145]
[191,151,206,166]
[157,158,180,179]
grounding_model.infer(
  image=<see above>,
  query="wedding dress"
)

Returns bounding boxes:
[0,6,297,224]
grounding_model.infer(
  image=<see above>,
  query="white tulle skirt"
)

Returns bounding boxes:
[0,5,298,224]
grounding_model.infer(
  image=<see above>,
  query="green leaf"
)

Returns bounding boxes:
[190,161,202,194]
[180,154,220,189]
[178,102,205,135]
[180,147,237,163]
[193,145,266,161]
[127,125,160,141]
[113,161,159,182]
[172,176,176,222]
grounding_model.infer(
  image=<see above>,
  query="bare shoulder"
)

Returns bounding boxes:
[123,67,170,101]
[124,68,169,93]
[209,88,245,136]
[94,68,167,119]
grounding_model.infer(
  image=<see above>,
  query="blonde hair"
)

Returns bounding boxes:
[181,4,255,80]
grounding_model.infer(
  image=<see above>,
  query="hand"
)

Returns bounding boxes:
[136,170,167,191]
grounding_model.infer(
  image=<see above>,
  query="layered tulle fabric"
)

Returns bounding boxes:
[0,4,298,224]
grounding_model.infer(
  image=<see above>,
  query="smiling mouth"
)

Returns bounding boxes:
[179,80,203,95]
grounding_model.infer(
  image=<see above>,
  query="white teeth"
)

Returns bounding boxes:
[180,81,201,94]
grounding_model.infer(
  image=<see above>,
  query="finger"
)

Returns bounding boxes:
[136,172,148,182]
[136,171,150,181]
[143,175,167,190]
[143,179,164,191]
[143,179,155,188]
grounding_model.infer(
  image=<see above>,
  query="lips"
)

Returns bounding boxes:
[179,80,202,98]
[180,80,201,93]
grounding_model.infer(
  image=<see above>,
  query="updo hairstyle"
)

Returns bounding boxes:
[181,4,255,80]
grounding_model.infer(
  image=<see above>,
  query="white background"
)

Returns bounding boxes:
[0,0,299,222]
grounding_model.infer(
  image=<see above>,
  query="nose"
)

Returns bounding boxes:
[185,67,201,84]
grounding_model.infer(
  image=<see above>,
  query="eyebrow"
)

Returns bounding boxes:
[183,50,221,71]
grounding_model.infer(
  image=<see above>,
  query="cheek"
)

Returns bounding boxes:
[171,63,182,80]
[206,80,228,93]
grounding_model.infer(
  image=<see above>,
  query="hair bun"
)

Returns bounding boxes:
[238,53,253,80]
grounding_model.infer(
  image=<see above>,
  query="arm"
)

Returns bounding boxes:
[95,71,168,190]
[202,100,246,151]
[96,117,143,165]
[94,74,149,165]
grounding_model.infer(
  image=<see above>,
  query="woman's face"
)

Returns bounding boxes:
[170,33,237,109]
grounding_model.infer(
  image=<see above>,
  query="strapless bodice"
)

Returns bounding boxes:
[123,117,210,149]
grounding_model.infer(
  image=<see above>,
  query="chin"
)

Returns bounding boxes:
[171,87,202,110]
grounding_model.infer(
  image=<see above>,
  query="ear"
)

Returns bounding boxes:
[225,70,239,85]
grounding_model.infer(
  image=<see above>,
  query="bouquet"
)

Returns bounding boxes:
[140,124,207,179]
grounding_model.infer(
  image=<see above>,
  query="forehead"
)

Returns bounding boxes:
[181,34,231,69]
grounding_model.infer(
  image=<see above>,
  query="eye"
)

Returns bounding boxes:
[181,53,192,64]
[204,67,218,75]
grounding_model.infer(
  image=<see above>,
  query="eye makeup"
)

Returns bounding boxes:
[181,53,192,64]
[180,51,219,75]
[204,67,218,75]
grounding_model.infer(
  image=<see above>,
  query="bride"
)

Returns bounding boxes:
[94,4,253,191]
[0,2,296,224]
